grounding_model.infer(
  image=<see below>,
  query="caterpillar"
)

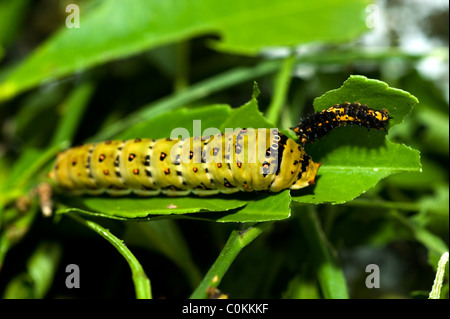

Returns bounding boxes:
[292,102,390,145]
[49,103,390,196]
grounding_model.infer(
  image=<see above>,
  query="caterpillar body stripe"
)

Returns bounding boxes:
[49,103,389,197]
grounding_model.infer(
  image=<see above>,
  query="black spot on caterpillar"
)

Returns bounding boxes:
[291,102,390,145]
[49,103,389,197]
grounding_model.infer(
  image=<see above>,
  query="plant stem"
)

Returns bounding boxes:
[174,41,190,92]
[190,222,270,299]
[68,214,152,299]
[391,211,448,256]
[1,82,93,217]
[2,241,61,298]
[266,54,295,125]
[296,206,349,299]
[50,81,95,148]
[429,252,449,299]
[0,141,69,212]
[343,198,422,211]
[0,204,38,271]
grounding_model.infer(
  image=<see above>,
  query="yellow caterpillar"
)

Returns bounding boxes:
[49,103,389,196]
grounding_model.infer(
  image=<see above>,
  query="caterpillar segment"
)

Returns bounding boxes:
[49,129,321,196]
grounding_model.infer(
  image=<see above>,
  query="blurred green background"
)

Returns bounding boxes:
[0,0,448,299]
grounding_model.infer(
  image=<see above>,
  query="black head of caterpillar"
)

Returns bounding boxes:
[291,102,390,145]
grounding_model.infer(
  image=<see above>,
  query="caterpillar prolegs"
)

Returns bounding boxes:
[49,103,390,196]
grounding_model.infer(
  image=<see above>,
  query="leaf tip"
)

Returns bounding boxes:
[0,82,17,102]
[252,81,261,100]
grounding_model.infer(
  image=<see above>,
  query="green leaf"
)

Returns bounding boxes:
[297,207,349,299]
[220,86,274,130]
[194,190,292,223]
[190,223,271,299]
[385,158,447,191]
[283,274,321,299]
[266,55,296,125]
[49,81,96,147]
[0,204,38,269]
[123,220,202,288]
[0,0,370,101]
[0,0,30,46]
[0,143,66,208]
[209,0,371,54]
[89,50,425,142]
[56,196,248,220]
[57,190,292,223]
[313,75,419,127]
[292,76,421,204]
[1,148,46,208]
[392,211,448,273]
[3,241,61,299]
[88,60,283,141]
[416,107,449,156]
[68,214,152,299]
[116,104,233,140]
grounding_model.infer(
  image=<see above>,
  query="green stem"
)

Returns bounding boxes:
[18,142,68,190]
[68,214,152,299]
[266,54,295,125]
[0,231,12,271]
[190,223,270,299]
[174,41,190,92]
[391,211,448,256]
[0,203,38,272]
[0,141,68,210]
[296,206,349,299]
[1,82,93,219]
[337,198,422,211]
[292,198,424,212]
[429,252,449,299]
[2,241,61,298]
[50,81,95,148]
